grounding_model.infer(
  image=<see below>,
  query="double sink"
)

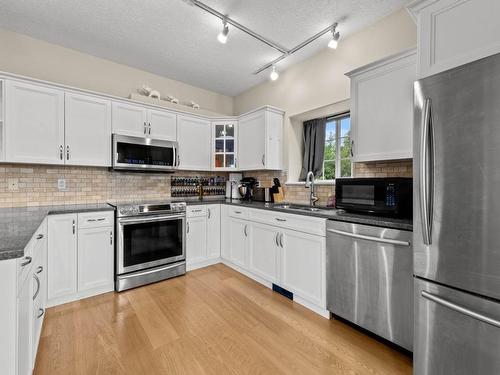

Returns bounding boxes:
[272,203,331,213]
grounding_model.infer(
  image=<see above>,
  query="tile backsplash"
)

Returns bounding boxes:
[0,159,413,208]
[0,164,226,208]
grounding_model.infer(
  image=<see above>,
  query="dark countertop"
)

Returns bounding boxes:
[185,198,413,231]
[0,204,114,261]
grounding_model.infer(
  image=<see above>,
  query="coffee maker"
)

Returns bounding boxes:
[238,177,257,200]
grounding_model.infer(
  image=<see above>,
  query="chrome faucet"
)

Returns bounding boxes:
[305,171,319,207]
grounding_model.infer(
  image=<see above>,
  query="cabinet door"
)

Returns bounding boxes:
[264,111,283,170]
[5,80,64,164]
[207,205,221,258]
[148,109,177,140]
[112,101,148,137]
[17,276,33,375]
[280,229,325,307]
[47,214,78,302]
[238,111,265,170]
[65,92,112,166]
[212,121,237,170]
[186,216,207,265]
[349,51,415,162]
[177,115,211,170]
[220,205,231,260]
[229,218,248,268]
[248,222,280,284]
[77,226,114,293]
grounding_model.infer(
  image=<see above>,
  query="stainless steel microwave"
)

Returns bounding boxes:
[112,134,178,172]
[335,177,412,218]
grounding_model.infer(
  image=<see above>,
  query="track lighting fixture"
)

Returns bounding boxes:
[217,20,229,44]
[270,66,279,81]
[328,24,340,49]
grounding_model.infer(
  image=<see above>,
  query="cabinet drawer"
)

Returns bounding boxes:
[248,208,326,236]
[78,211,114,229]
[187,205,207,218]
[228,206,249,219]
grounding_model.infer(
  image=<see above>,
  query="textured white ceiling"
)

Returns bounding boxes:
[0,0,411,96]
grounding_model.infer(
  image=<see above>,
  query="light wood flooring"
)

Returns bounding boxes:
[34,264,412,375]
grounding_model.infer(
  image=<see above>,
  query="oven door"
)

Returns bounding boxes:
[117,213,185,274]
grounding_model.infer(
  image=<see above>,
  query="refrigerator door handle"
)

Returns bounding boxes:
[422,290,500,329]
[420,97,433,245]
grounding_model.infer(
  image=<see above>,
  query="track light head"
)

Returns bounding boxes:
[328,24,340,49]
[217,20,229,44]
[270,66,279,81]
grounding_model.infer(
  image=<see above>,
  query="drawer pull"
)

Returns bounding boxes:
[33,274,41,300]
[275,218,287,222]
[20,256,32,267]
[37,308,45,319]
[36,234,44,240]
[35,266,43,274]
[234,211,242,214]
[191,209,203,213]
[87,218,106,222]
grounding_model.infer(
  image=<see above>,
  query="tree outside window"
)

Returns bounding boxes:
[321,113,352,180]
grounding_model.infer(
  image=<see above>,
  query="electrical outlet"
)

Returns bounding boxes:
[7,178,19,191]
[57,178,67,191]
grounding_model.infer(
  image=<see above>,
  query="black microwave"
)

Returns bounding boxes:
[335,178,412,218]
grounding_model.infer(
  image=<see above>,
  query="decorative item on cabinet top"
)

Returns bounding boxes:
[171,176,226,198]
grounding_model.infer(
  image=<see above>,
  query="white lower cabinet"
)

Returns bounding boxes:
[47,214,78,302]
[248,222,280,284]
[228,217,249,268]
[77,226,114,294]
[206,205,221,258]
[186,216,208,265]
[47,211,114,307]
[280,229,326,308]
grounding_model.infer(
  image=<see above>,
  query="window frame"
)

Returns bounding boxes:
[321,112,352,181]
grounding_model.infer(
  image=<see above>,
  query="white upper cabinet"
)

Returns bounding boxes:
[347,49,416,162]
[148,108,177,140]
[238,107,284,171]
[5,80,65,164]
[177,114,211,171]
[408,0,500,78]
[112,101,148,137]
[212,120,237,170]
[65,92,111,167]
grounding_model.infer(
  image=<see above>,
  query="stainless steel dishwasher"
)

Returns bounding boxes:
[326,219,413,351]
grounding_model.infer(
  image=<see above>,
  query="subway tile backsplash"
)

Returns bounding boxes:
[0,159,412,208]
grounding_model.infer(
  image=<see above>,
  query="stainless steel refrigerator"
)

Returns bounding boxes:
[414,53,500,375]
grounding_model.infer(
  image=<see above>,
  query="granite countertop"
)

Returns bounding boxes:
[0,204,114,261]
[185,198,413,231]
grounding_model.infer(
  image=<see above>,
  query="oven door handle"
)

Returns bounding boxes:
[118,214,185,225]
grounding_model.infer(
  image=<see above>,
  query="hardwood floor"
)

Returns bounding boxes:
[34,264,412,375]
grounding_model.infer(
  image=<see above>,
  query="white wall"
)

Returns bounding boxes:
[0,28,234,115]
[234,8,417,180]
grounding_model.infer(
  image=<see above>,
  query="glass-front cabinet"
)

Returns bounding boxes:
[212,120,237,170]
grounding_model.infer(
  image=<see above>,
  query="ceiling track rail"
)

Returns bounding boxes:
[187,0,338,76]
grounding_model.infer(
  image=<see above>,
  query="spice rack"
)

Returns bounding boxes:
[171,176,226,198]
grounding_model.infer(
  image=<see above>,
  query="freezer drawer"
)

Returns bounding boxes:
[326,220,413,350]
[415,278,500,375]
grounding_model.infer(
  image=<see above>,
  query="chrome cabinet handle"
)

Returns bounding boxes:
[192,209,202,213]
[279,233,284,248]
[207,209,211,219]
[421,291,500,328]
[275,218,286,222]
[36,234,44,240]
[261,154,265,166]
[110,231,113,245]
[234,211,242,214]
[37,308,45,319]
[187,222,190,234]
[66,145,70,160]
[326,228,411,247]
[59,145,63,160]
[33,274,41,300]
[144,122,147,134]
[420,97,434,245]
[20,256,32,267]
[88,218,106,222]
[35,266,43,274]
[148,122,151,135]
[72,219,76,234]
[275,232,279,247]
[350,140,354,157]
[244,224,248,237]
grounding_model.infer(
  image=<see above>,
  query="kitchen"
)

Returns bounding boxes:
[0,0,499,374]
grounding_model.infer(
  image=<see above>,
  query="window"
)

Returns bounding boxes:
[321,113,352,180]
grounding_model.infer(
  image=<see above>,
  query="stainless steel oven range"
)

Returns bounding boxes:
[110,201,187,291]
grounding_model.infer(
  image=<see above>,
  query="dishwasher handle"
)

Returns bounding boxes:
[327,228,411,247]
